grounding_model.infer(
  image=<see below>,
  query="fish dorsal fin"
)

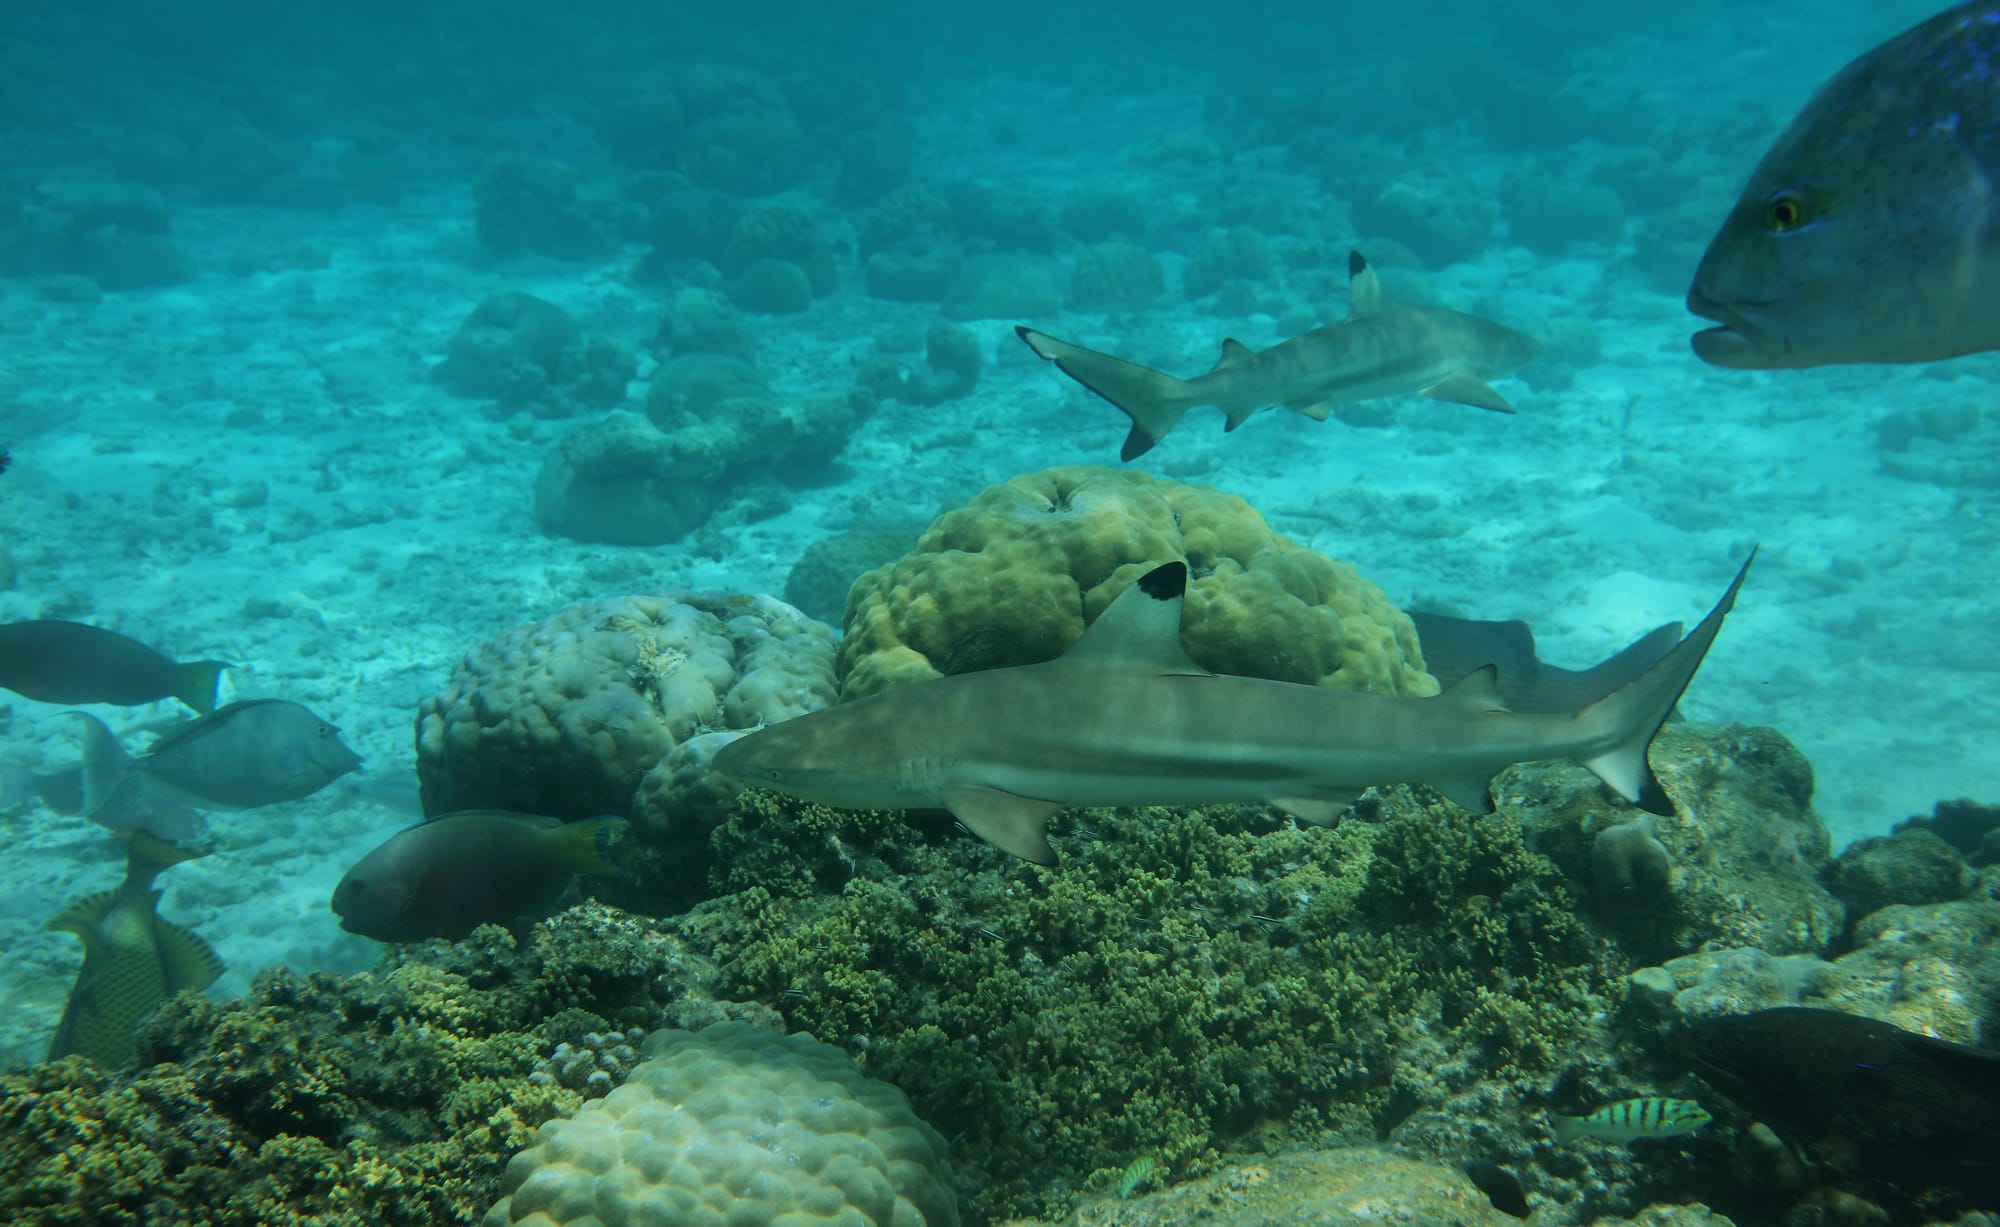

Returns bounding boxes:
[45,888,122,951]
[1061,562,1209,676]
[1347,251,1388,318]
[1441,664,1509,713]
[942,784,1062,864]
[153,917,224,994]
[1211,338,1255,371]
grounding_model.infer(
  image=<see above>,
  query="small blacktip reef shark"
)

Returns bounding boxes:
[715,550,1755,864]
[1015,251,1543,460]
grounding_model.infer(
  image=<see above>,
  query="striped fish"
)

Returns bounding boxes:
[1552,1097,1711,1144]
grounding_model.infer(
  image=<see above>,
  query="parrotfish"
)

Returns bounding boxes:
[76,699,362,814]
[1689,2,2000,368]
[331,810,627,941]
[46,831,224,1068]
[1552,1097,1712,1144]
[0,620,229,713]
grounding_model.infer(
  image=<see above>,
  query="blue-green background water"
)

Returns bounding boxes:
[0,0,1990,1070]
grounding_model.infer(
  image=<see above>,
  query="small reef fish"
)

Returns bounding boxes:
[0,620,230,713]
[716,551,1753,864]
[76,699,362,814]
[331,810,627,941]
[1551,1097,1712,1144]
[1016,251,1541,460]
[1688,1,2000,368]
[46,831,224,1068]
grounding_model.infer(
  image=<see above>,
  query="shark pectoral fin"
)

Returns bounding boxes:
[1272,794,1359,826]
[153,917,224,994]
[1283,398,1334,421]
[1419,372,1517,414]
[943,785,1063,864]
[1212,338,1255,370]
[1433,777,1498,814]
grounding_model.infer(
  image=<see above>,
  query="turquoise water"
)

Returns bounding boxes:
[0,1,1993,1217]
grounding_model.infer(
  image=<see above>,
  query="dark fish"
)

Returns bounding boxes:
[1682,1006,2000,1209]
[1407,611,1684,715]
[46,831,224,1068]
[1689,2,2000,368]
[1461,1159,1529,1219]
[331,810,626,942]
[0,445,10,476]
[0,620,229,713]
[77,700,362,813]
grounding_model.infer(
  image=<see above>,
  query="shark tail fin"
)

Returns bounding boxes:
[1015,326,1193,461]
[1575,550,1756,814]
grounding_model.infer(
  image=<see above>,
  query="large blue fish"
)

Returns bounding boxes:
[1688,2,2000,368]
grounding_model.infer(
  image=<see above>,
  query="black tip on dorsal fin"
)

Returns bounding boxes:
[1138,561,1188,600]
[1349,250,1368,278]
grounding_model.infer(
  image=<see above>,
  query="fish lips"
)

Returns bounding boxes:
[1685,290,1793,369]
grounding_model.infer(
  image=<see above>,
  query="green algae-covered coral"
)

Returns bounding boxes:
[0,904,716,1227]
[837,466,1434,700]
[696,785,1604,1223]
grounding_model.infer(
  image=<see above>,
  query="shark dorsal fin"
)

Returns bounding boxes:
[1440,664,1509,712]
[1061,562,1210,675]
[1347,251,1389,318]
[1211,338,1254,371]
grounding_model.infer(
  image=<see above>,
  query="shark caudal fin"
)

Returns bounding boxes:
[1576,549,1757,814]
[1016,326,1195,461]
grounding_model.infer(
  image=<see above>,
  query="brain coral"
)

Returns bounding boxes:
[836,466,1434,700]
[416,592,836,826]
[484,1020,957,1227]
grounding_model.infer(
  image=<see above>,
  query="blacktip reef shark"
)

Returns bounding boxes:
[715,550,1754,864]
[1015,251,1543,460]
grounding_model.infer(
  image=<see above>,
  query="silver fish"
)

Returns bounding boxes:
[77,699,362,813]
[1689,2,2000,368]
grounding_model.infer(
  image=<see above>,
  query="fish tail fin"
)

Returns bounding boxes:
[74,713,134,818]
[153,916,224,994]
[553,815,628,874]
[173,661,229,715]
[1015,326,1194,460]
[1575,549,1756,813]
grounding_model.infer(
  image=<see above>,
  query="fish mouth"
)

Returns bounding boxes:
[1685,291,1789,369]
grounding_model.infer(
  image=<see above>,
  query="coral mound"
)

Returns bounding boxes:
[836,465,1434,700]
[416,592,835,828]
[485,1020,957,1227]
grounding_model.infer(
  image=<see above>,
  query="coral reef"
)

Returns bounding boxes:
[835,466,1434,700]
[721,205,834,297]
[0,178,190,290]
[414,590,836,832]
[473,158,621,262]
[1181,227,1278,301]
[434,292,632,418]
[1066,242,1166,312]
[0,904,714,1227]
[860,186,963,302]
[485,1021,957,1227]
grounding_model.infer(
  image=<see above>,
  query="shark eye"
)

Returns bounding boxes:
[1763,191,1809,232]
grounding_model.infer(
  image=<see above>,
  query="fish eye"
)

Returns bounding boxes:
[317,725,332,738]
[1763,190,1809,232]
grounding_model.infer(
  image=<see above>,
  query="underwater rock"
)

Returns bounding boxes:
[835,465,1434,700]
[434,292,633,418]
[1066,241,1166,312]
[1821,827,1972,924]
[1589,815,1671,895]
[1896,797,2000,867]
[533,413,709,545]
[484,1022,957,1227]
[1812,900,2000,1043]
[1627,947,1833,1025]
[473,157,621,262]
[416,590,835,833]
[1182,226,1279,300]
[722,205,834,297]
[0,178,191,290]
[1513,723,1843,962]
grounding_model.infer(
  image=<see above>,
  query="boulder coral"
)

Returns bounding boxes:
[414,591,836,829]
[835,466,1435,700]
